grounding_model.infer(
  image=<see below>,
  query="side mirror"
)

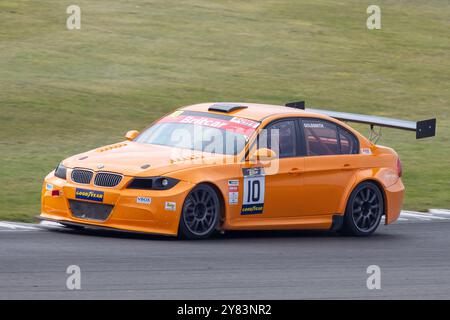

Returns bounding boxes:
[249,148,277,162]
[125,130,139,141]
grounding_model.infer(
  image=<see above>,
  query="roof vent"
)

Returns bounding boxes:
[208,103,247,113]
[285,101,305,110]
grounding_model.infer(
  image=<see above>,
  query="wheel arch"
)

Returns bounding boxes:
[341,176,388,218]
[193,181,227,229]
[359,179,387,216]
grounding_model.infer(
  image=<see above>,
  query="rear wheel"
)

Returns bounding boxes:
[178,184,220,240]
[341,181,384,236]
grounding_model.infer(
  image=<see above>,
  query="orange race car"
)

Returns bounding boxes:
[39,102,436,239]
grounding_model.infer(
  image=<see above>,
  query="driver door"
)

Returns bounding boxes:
[241,118,306,219]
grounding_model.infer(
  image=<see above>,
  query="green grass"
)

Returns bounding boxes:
[0,0,449,221]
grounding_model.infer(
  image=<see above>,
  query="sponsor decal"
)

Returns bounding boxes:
[228,180,239,205]
[137,197,151,204]
[75,188,104,202]
[361,148,372,155]
[170,115,228,128]
[158,113,259,137]
[245,167,263,177]
[241,204,264,215]
[241,168,265,215]
[46,183,53,191]
[168,110,184,118]
[229,193,239,205]
[230,117,259,129]
[303,122,324,128]
[165,201,176,211]
[228,179,239,188]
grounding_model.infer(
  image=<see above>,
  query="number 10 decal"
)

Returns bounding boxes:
[246,179,262,203]
[241,168,265,215]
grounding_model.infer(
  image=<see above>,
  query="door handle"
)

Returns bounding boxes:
[342,163,353,170]
[288,168,301,174]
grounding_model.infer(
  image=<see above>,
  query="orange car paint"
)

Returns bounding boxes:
[40,102,404,235]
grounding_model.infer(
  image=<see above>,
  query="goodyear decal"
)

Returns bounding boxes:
[241,168,265,215]
[75,188,104,202]
[241,204,264,215]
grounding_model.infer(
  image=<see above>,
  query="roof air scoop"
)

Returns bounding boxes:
[285,101,305,110]
[208,103,248,113]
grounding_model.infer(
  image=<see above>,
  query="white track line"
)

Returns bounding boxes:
[39,220,63,227]
[0,222,39,230]
[429,209,450,216]
[401,211,449,220]
[400,212,431,220]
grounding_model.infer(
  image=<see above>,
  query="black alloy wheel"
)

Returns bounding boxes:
[179,184,220,239]
[341,181,384,236]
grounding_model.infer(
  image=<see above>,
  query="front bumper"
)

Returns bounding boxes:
[40,172,195,236]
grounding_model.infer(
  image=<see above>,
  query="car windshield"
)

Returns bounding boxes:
[135,111,260,155]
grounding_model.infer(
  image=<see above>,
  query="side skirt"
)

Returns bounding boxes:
[330,214,344,231]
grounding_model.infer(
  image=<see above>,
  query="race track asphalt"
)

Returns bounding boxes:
[1,220,450,299]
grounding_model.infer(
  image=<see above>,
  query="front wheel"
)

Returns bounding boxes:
[340,181,384,236]
[178,184,220,240]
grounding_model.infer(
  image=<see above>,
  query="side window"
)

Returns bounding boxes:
[258,120,297,158]
[302,119,339,156]
[339,128,358,154]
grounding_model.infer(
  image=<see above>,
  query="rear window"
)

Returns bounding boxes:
[303,120,339,156]
[339,127,359,154]
[302,119,358,156]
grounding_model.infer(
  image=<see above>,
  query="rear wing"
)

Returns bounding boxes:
[285,101,436,140]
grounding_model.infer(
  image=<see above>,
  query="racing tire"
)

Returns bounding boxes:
[340,181,384,236]
[178,184,221,240]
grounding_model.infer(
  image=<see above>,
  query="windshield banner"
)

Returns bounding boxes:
[158,112,260,137]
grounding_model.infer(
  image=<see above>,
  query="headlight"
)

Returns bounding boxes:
[54,163,67,180]
[127,177,179,190]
